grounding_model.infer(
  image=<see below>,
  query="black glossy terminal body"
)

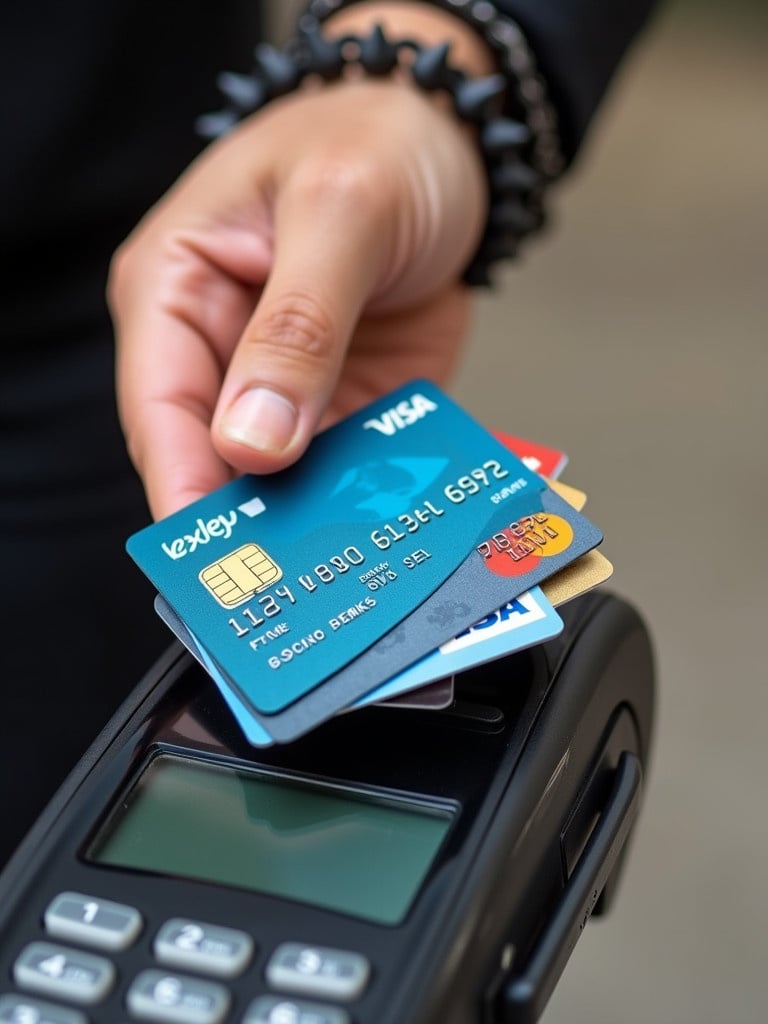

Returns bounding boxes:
[0,591,654,1024]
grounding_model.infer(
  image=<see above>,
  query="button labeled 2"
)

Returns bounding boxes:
[154,919,254,978]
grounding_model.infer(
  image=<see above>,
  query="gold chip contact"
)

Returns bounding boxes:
[199,543,283,608]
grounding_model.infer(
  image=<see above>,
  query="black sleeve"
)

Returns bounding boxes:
[495,0,659,163]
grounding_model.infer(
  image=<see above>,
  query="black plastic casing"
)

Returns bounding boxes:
[0,591,654,1024]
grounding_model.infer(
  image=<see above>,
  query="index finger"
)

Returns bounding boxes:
[111,228,267,518]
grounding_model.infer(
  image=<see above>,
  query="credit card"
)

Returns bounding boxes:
[128,381,546,715]
[540,549,614,607]
[215,486,602,744]
[377,546,614,707]
[362,436,577,708]
[493,431,568,480]
[159,547,613,741]
[154,596,274,746]
[353,476,585,707]
[155,592,455,727]
[546,479,586,512]
[358,589,563,704]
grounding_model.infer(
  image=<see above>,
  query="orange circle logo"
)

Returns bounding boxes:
[478,514,574,577]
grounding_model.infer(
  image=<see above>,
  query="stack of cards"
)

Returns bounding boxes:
[127,381,612,746]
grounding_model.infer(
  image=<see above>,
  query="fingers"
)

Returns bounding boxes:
[212,151,391,474]
[111,215,272,519]
[116,306,233,521]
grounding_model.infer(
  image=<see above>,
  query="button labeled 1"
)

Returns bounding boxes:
[44,892,142,951]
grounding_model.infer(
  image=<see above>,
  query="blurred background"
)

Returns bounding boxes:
[451,1,768,1021]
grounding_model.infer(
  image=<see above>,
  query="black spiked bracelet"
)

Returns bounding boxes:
[300,0,564,183]
[197,21,555,285]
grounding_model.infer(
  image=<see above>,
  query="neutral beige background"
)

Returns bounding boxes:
[452,5,767,1021]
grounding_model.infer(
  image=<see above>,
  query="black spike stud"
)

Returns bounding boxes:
[358,25,400,75]
[453,74,507,121]
[477,231,521,270]
[482,117,531,156]
[490,200,539,235]
[490,160,540,194]
[217,71,266,112]
[411,42,454,91]
[300,28,345,79]
[254,43,302,97]
[195,110,240,140]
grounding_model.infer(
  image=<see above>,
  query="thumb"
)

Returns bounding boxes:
[212,157,389,473]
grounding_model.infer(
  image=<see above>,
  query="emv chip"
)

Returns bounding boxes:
[200,544,283,608]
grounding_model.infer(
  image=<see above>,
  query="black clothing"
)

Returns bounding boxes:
[0,0,263,866]
[0,0,654,868]
[500,0,657,161]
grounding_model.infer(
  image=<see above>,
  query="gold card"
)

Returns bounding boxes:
[541,478,613,605]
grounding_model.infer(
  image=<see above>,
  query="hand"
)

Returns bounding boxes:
[109,72,488,520]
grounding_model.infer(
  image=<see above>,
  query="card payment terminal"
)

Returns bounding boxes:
[0,590,654,1024]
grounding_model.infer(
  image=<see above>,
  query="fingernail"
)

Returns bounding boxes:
[220,387,298,452]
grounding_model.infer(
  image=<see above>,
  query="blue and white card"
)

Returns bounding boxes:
[356,588,563,706]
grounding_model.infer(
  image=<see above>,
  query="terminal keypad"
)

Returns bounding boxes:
[4,893,370,1023]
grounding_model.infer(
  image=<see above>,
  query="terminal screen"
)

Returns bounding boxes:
[89,754,454,925]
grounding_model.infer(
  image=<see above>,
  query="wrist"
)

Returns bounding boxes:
[297,2,564,281]
[198,9,559,285]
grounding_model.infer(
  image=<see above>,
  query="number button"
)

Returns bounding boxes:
[154,919,253,978]
[126,970,229,1024]
[265,945,369,1002]
[44,892,143,952]
[0,994,88,1024]
[243,996,350,1024]
[13,943,115,1005]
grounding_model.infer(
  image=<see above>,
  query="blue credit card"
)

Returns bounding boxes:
[157,586,560,731]
[155,594,457,742]
[128,381,545,715]
[195,486,602,744]
[355,588,563,706]
[155,427,570,735]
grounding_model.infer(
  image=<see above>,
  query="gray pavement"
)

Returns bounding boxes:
[453,6,768,1021]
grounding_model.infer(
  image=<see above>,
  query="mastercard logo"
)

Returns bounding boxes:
[477,513,574,577]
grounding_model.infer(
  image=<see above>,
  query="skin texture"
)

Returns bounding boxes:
[109,3,492,520]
